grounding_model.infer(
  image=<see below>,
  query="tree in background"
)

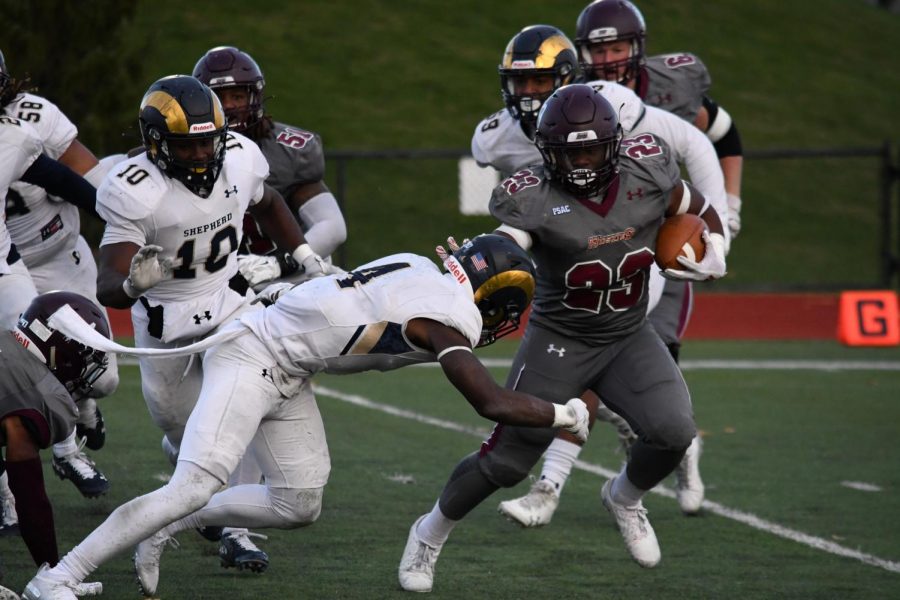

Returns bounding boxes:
[1,0,149,242]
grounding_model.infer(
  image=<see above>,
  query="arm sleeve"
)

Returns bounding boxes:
[296,191,348,258]
[20,154,102,220]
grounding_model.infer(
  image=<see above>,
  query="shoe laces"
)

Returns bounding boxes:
[59,438,101,479]
[227,531,268,552]
[520,479,558,508]
[410,538,438,573]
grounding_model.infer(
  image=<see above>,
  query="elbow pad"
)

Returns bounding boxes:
[296,192,347,258]
[703,97,743,158]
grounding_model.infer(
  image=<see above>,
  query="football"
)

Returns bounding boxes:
[655,214,708,271]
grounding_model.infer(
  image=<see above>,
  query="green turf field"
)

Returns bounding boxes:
[2,340,898,598]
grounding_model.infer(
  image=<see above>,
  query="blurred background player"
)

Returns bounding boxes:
[23,235,589,599]
[1,48,118,508]
[3,292,110,592]
[193,46,347,289]
[93,74,330,575]
[399,85,727,592]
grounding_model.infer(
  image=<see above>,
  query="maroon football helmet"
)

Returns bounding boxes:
[192,46,266,134]
[574,0,646,84]
[535,83,621,198]
[14,291,110,395]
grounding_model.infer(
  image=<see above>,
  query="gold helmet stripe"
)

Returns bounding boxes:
[141,90,189,134]
[473,270,536,306]
[502,34,575,70]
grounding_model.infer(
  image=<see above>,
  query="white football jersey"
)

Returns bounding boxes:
[0,116,43,274]
[239,253,482,377]
[471,109,542,178]
[97,131,268,303]
[3,94,81,265]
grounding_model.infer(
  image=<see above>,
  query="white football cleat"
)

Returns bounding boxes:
[497,479,559,527]
[22,563,102,600]
[674,436,705,515]
[134,530,179,597]
[398,515,442,592]
[600,480,660,568]
[0,584,20,600]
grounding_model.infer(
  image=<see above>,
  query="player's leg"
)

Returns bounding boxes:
[594,322,696,568]
[648,278,705,514]
[0,257,37,329]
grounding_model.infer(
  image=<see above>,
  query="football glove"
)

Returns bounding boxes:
[123,245,173,298]
[237,254,283,287]
[553,398,590,443]
[664,231,727,281]
[292,243,331,279]
[435,236,470,264]
[251,282,296,307]
[726,193,742,240]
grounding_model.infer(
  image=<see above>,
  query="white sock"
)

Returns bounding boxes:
[540,437,582,494]
[416,501,457,548]
[610,469,646,508]
[75,397,99,429]
[52,430,79,458]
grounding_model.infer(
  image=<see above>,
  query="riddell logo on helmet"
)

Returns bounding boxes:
[445,257,469,286]
[511,60,537,69]
[190,122,216,133]
[11,328,30,349]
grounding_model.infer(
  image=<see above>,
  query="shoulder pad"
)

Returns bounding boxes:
[619,133,680,190]
[97,155,166,221]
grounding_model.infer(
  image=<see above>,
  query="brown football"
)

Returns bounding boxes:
[655,214,707,271]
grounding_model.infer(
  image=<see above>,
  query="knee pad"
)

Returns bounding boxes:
[269,486,324,528]
[89,366,120,398]
[479,426,556,488]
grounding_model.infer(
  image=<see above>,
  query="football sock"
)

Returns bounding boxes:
[416,501,457,548]
[610,469,646,508]
[540,437,582,494]
[51,430,79,458]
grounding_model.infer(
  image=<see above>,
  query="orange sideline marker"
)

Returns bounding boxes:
[837,290,899,346]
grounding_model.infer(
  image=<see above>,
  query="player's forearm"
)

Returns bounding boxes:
[20,154,102,220]
[297,192,347,257]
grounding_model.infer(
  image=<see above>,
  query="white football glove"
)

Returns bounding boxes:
[123,245,173,298]
[292,243,331,279]
[251,281,296,307]
[552,398,590,443]
[726,193,742,240]
[664,231,727,281]
[237,254,283,287]
[435,236,470,264]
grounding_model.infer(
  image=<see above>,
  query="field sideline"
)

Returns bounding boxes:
[2,341,899,598]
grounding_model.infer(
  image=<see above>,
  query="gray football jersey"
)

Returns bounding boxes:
[0,332,77,448]
[489,134,680,344]
[638,53,711,123]
[242,121,326,255]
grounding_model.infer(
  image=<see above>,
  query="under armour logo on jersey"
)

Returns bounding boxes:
[627,188,644,200]
[261,368,274,383]
[547,344,566,357]
[72,250,81,265]
[193,311,212,324]
[653,93,673,105]
[224,185,239,197]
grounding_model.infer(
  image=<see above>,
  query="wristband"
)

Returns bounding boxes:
[291,243,314,265]
[122,278,142,299]
[551,403,573,428]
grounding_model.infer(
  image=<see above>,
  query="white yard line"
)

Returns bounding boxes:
[314,384,900,575]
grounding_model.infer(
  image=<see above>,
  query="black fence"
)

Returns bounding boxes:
[326,142,900,291]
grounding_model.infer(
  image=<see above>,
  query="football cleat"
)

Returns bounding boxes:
[497,479,559,527]
[0,583,20,600]
[76,404,106,451]
[398,515,442,593]
[51,444,110,498]
[22,563,103,600]
[674,436,705,515]
[600,479,660,568]
[219,531,269,573]
[134,531,179,597]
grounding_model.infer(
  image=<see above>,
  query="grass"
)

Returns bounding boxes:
[2,339,899,598]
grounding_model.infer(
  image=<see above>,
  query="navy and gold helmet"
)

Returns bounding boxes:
[138,75,228,198]
[498,25,578,132]
[449,234,536,347]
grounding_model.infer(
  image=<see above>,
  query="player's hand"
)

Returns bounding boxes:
[435,236,470,263]
[726,193,742,240]
[664,231,727,281]
[237,254,282,287]
[558,398,590,443]
[126,245,173,295]
[292,244,331,280]
[251,282,296,307]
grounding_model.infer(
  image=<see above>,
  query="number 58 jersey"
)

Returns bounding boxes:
[97,131,268,304]
[489,134,680,345]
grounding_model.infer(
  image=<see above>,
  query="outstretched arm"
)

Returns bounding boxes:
[405,318,588,438]
[2,415,59,566]
[20,153,101,220]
